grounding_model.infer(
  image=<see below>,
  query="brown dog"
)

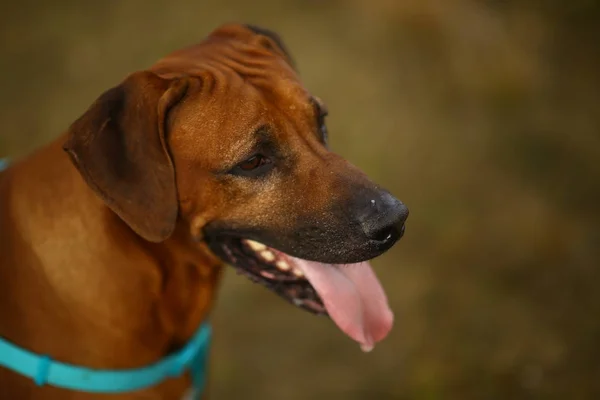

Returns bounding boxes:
[0,24,408,399]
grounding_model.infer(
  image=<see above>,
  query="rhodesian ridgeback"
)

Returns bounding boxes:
[0,24,408,399]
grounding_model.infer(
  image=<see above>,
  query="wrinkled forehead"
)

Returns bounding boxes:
[159,33,315,168]
[153,25,312,108]
[170,76,314,168]
[152,24,297,84]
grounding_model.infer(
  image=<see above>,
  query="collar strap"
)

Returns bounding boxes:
[0,322,211,395]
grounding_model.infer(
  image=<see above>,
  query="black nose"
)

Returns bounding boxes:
[356,191,408,242]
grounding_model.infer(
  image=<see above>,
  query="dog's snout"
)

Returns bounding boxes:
[356,191,408,243]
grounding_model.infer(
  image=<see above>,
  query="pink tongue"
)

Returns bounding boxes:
[291,258,394,351]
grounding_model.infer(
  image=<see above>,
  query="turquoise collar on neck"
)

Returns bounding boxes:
[0,322,211,396]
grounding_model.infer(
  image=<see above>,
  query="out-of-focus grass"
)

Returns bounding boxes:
[1,1,599,398]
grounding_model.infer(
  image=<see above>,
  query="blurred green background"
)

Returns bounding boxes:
[2,0,600,399]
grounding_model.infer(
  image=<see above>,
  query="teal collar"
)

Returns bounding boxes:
[0,322,211,396]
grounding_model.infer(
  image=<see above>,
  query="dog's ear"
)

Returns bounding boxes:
[244,24,297,70]
[63,71,189,242]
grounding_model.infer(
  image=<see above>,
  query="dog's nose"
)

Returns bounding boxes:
[356,191,408,242]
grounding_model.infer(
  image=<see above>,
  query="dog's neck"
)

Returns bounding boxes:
[0,136,224,369]
[144,221,224,347]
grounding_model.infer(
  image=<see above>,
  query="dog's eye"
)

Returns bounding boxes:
[239,155,268,170]
[230,154,273,177]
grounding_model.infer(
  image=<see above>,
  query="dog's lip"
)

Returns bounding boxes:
[204,224,405,266]
[202,219,406,266]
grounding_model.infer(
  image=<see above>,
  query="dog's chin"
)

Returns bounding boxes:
[204,225,404,316]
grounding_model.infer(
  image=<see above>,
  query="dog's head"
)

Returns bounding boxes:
[64,24,408,350]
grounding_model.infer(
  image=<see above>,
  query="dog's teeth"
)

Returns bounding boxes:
[293,298,304,306]
[246,240,266,251]
[260,250,275,262]
[292,268,304,278]
[275,260,290,271]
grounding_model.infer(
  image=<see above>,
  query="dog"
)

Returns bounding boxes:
[0,23,408,399]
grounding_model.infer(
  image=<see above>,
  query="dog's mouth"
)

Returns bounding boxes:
[214,237,327,314]
[208,236,395,352]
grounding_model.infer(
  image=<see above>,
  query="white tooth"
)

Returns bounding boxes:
[293,298,304,306]
[276,260,290,271]
[260,250,275,262]
[292,268,304,278]
[246,240,266,251]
